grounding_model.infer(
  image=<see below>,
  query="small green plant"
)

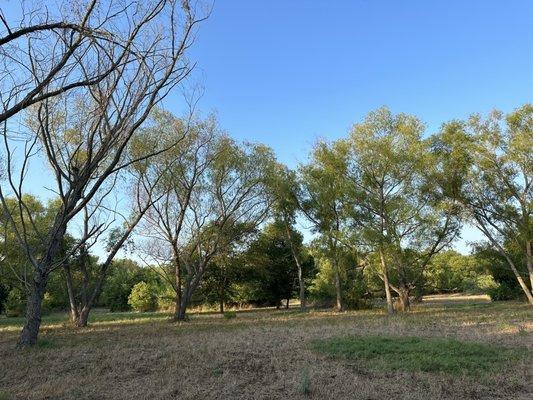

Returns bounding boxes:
[0,391,11,400]
[223,311,237,319]
[299,369,311,396]
[128,281,157,312]
[36,339,55,349]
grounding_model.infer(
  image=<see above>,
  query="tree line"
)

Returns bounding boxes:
[0,1,531,347]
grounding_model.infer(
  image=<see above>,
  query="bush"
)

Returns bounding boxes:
[5,288,26,317]
[127,281,157,312]
[488,283,523,301]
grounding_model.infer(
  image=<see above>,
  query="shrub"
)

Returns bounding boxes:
[488,283,523,301]
[127,281,157,312]
[5,288,25,317]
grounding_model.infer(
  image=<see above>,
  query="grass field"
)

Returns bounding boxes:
[0,295,532,399]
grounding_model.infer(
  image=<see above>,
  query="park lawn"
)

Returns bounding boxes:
[0,297,531,400]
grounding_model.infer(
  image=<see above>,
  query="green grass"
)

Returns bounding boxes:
[0,310,173,329]
[311,335,522,375]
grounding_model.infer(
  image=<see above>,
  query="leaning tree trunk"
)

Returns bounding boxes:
[18,271,47,346]
[379,248,395,315]
[284,221,306,310]
[526,240,533,297]
[64,265,80,323]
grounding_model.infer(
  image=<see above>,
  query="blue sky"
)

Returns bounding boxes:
[3,0,533,254]
[168,0,533,167]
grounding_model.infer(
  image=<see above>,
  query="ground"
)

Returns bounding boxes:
[0,294,532,400]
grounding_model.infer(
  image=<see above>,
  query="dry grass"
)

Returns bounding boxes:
[0,296,532,400]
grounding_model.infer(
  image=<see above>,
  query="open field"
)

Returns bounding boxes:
[1,296,532,400]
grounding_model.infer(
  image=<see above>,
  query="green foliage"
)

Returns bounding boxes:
[128,281,157,312]
[0,283,8,314]
[312,336,520,375]
[100,259,163,311]
[488,283,524,301]
[309,245,369,309]
[241,221,300,307]
[4,288,25,317]
[424,250,496,294]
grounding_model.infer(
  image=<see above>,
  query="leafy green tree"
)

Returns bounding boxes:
[434,105,533,304]
[100,259,161,311]
[243,221,302,308]
[5,288,26,317]
[309,240,367,309]
[138,114,273,320]
[300,140,352,311]
[265,161,308,309]
[128,281,157,312]
[345,108,461,312]
[424,250,495,294]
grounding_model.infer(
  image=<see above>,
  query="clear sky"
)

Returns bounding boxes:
[169,0,533,166]
[3,0,533,254]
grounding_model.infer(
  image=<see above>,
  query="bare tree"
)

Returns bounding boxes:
[0,0,207,346]
[63,162,166,327]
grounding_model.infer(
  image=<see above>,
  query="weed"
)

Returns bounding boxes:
[299,369,311,396]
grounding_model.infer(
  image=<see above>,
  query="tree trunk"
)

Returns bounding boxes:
[219,298,224,314]
[498,244,533,305]
[74,307,90,327]
[18,272,47,346]
[379,248,395,315]
[173,256,183,321]
[333,258,343,311]
[284,221,306,310]
[526,240,533,296]
[286,298,290,309]
[397,285,410,312]
[176,291,189,321]
[64,265,79,323]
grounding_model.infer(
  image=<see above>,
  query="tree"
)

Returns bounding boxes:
[137,114,273,321]
[434,105,533,304]
[0,0,206,346]
[345,108,461,312]
[300,141,352,311]
[244,221,301,308]
[265,162,308,310]
[200,222,256,313]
